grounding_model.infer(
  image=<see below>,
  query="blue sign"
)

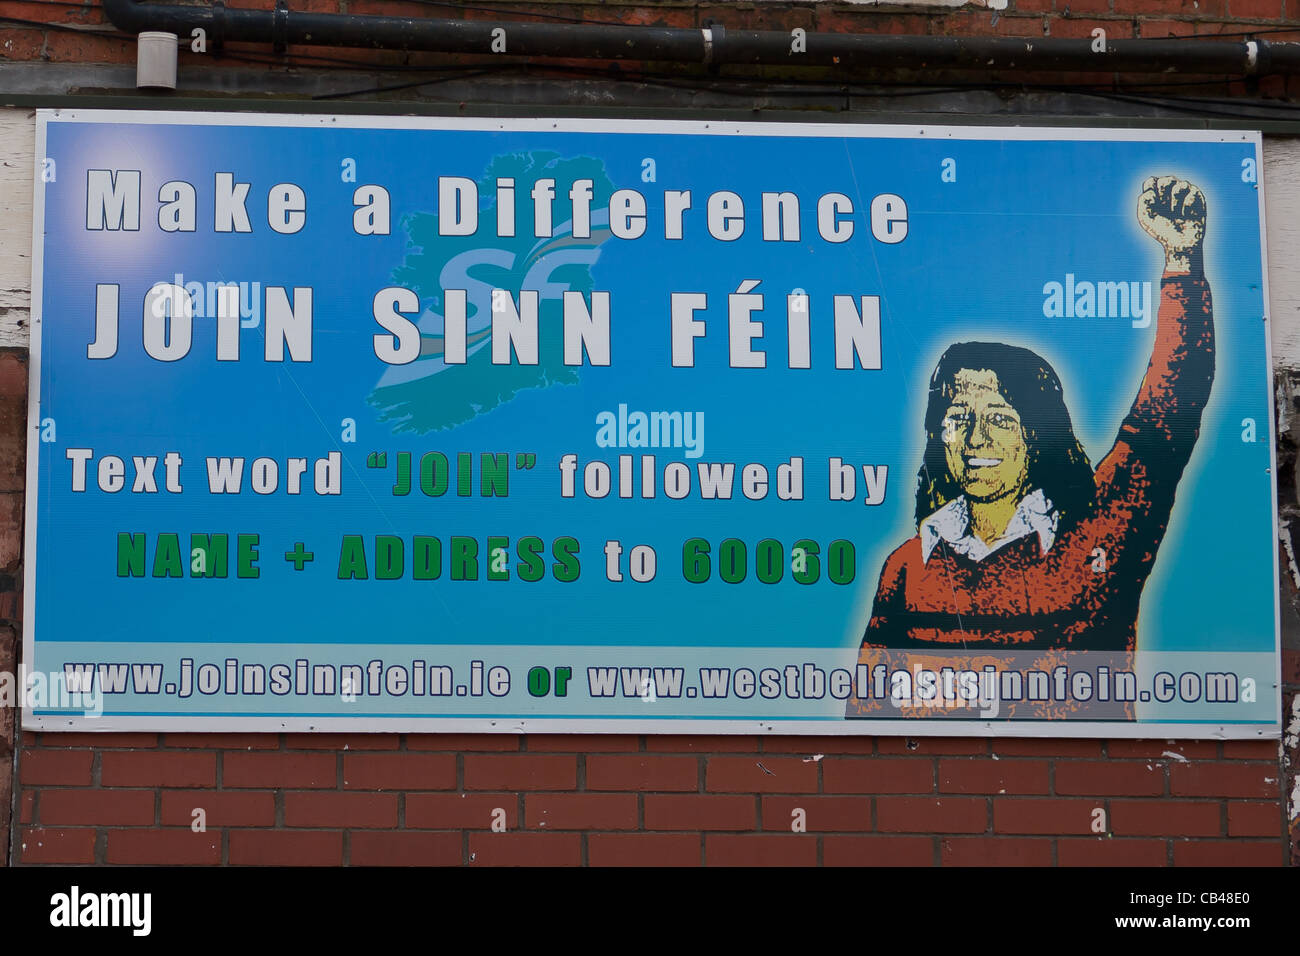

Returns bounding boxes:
[24,111,1280,736]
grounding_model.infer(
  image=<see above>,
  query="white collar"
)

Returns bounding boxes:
[919,488,1058,564]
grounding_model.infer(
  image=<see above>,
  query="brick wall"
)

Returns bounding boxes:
[11,731,1290,866]
[1,1,1298,866]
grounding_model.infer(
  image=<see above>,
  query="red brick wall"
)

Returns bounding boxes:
[11,730,1288,865]
[1,1,1298,866]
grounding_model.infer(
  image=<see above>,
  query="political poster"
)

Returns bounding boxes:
[23,111,1281,735]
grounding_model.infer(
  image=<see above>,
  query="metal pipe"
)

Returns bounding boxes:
[102,0,1300,75]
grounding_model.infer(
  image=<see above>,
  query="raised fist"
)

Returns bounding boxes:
[1138,176,1206,275]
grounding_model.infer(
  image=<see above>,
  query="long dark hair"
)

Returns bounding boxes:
[914,342,1095,529]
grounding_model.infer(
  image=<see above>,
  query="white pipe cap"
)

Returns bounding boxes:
[136,31,178,90]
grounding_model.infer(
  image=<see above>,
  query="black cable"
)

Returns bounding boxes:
[2,1,101,9]
[206,46,1276,100]
[292,56,1300,115]
[312,67,499,99]
[227,60,1300,118]
[202,40,1267,98]
[212,49,521,71]
[1075,86,1300,116]
[0,13,131,36]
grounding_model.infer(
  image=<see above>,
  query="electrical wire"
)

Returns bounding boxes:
[0,13,131,36]
[119,27,1300,115]
[189,41,1292,106]
[0,1,105,9]
[1066,86,1300,117]
[311,67,499,99]
[291,56,1300,117]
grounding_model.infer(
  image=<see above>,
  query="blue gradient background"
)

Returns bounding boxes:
[31,117,1275,680]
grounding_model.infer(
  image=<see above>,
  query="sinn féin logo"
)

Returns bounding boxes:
[367,152,615,434]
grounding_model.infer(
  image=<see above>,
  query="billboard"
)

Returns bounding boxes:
[23,110,1281,736]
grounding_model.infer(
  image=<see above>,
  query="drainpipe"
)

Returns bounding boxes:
[102,0,1300,75]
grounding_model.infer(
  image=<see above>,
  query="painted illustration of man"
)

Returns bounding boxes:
[846,176,1213,720]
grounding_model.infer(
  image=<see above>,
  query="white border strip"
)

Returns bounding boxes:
[40,107,1263,144]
